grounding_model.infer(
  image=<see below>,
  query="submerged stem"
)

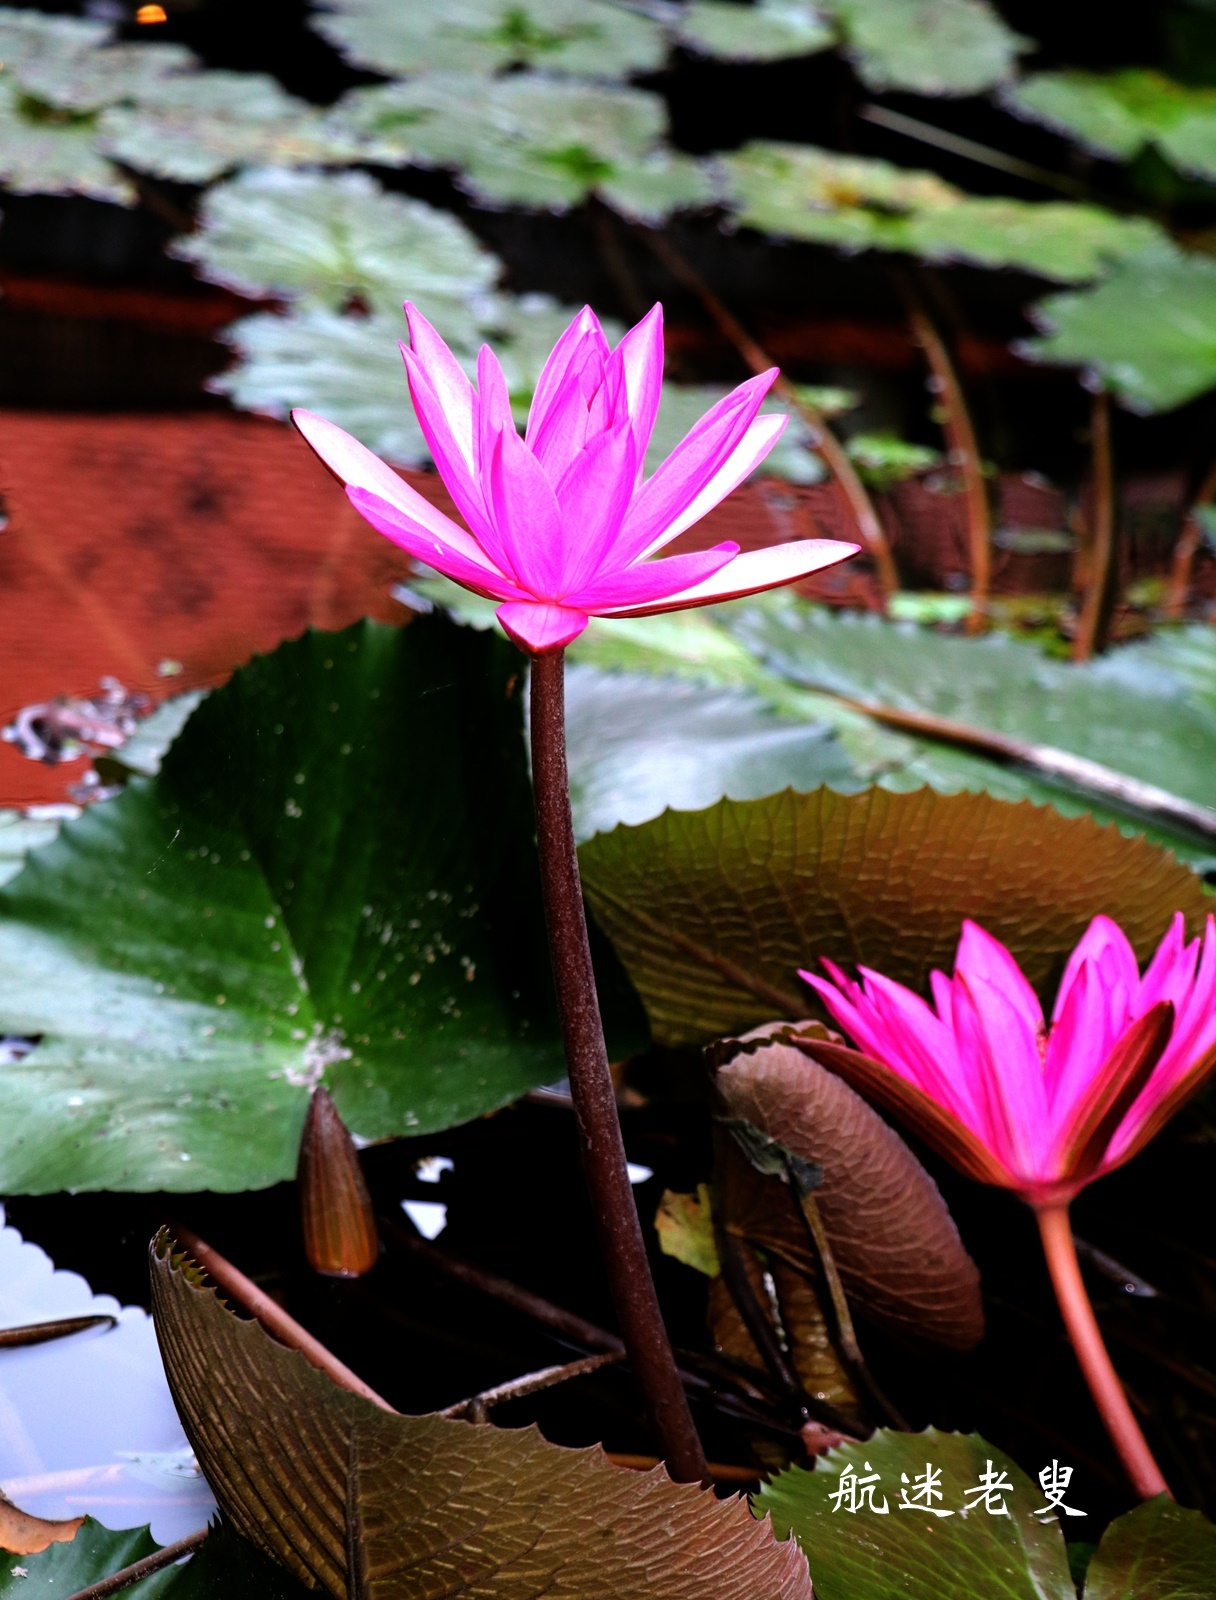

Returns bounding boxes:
[1035,1202,1170,1499]
[528,649,709,1484]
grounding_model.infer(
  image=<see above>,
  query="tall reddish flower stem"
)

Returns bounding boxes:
[1035,1202,1170,1499]
[529,649,709,1485]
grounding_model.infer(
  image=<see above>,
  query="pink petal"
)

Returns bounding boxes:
[292,410,488,566]
[951,975,1045,1180]
[398,347,497,552]
[625,413,790,563]
[485,422,564,595]
[859,968,980,1124]
[526,306,608,449]
[955,920,1043,1031]
[477,344,517,467]
[1136,912,1193,1015]
[1044,962,1118,1145]
[568,543,739,612]
[528,355,598,482]
[552,422,638,592]
[346,487,525,601]
[930,969,954,1029]
[614,372,776,561]
[596,537,857,617]
[404,303,478,470]
[615,303,665,470]
[497,600,588,654]
[1124,916,1216,1137]
[1052,914,1138,1024]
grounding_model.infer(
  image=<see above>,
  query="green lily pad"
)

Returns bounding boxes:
[906,197,1162,282]
[98,73,370,185]
[721,142,1162,279]
[310,0,666,78]
[1083,1495,1216,1599]
[213,310,438,467]
[0,617,567,1195]
[721,141,955,250]
[826,0,1025,96]
[0,81,133,204]
[0,7,110,73]
[411,587,1216,865]
[757,1429,1076,1600]
[214,295,614,466]
[757,1429,1216,1600]
[728,595,1216,814]
[13,40,195,114]
[1023,244,1216,413]
[0,1519,311,1597]
[845,430,940,487]
[679,0,835,62]
[0,11,357,197]
[578,785,1211,1047]
[1007,69,1216,181]
[564,664,861,840]
[176,169,500,316]
[334,72,698,217]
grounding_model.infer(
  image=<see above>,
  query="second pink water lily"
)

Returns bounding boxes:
[800,913,1216,1206]
[293,302,857,653]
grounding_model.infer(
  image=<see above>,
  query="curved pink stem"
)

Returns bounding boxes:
[1035,1202,1170,1499]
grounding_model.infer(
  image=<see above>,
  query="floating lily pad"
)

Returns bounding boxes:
[728,594,1216,813]
[758,1429,1076,1600]
[335,72,699,216]
[1023,245,1216,412]
[98,74,369,185]
[721,143,1162,279]
[679,0,835,62]
[214,295,606,466]
[826,0,1025,96]
[0,82,133,204]
[758,1428,1216,1600]
[0,617,569,1194]
[0,1520,312,1598]
[906,197,1161,281]
[1083,1495,1216,1600]
[177,169,500,316]
[721,141,956,251]
[213,310,436,467]
[1007,69,1216,181]
[564,665,860,840]
[578,785,1211,1047]
[310,0,666,78]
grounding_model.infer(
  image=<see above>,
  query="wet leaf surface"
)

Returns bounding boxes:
[721,143,1161,278]
[1008,69,1216,180]
[826,0,1024,95]
[578,786,1210,1047]
[1083,1494,1216,1599]
[0,616,566,1193]
[150,1235,813,1599]
[679,1,835,63]
[1024,245,1216,413]
[310,0,666,79]
[177,169,499,318]
[757,1428,1076,1600]
[0,1519,312,1597]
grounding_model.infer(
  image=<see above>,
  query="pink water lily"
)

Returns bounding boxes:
[293,302,857,654]
[799,913,1216,1206]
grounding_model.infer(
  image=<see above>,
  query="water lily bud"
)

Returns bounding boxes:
[297,1087,379,1278]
